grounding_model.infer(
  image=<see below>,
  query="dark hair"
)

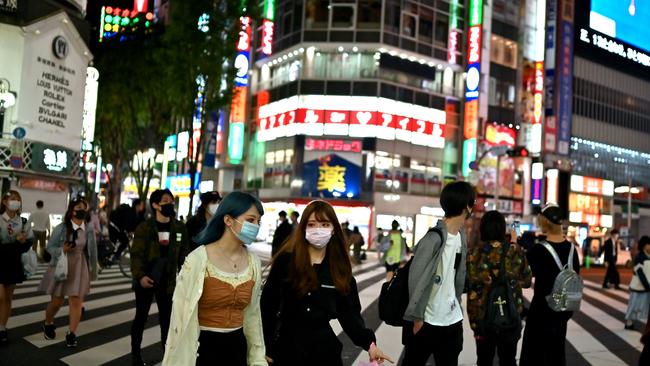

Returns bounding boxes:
[65,197,90,241]
[278,210,287,218]
[391,220,399,230]
[610,229,620,235]
[149,189,173,210]
[0,190,22,214]
[440,181,476,217]
[276,200,352,296]
[132,198,142,207]
[36,200,44,208]
[480,211,506,243]
[639,236,650,252]
[195,192,264,245]
[353,226,360,233]
[291,211,299,218]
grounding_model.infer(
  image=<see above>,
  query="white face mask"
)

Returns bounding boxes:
[207,203,219,215]
[7,200,21,212]
[305,228,333,249]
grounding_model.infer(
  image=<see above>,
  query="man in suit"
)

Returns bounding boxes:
[601,229,621,289]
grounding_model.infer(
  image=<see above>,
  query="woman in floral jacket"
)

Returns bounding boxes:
[467,210,532,366]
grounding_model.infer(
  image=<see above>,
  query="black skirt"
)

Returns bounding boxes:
[196,328,247,366]
[0,245,25,285]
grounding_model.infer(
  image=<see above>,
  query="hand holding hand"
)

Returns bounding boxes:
[369,343,395,364]
[139,276,154,288]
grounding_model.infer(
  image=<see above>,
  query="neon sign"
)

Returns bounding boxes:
[447,0,460,64]
[462,0,483,177]
[257,96,446,148]
[228,16,252,163]
[261,20,274,56]
[533,61,544,124]
[484,123,516,146]
[305,138,362,153]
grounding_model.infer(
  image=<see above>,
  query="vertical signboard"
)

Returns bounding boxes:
[260,0,275,57]
[447,0,460,65]
[544,0,557,153]
[555,0,573,155]
[228,16,251,164]
[462,0,483,177]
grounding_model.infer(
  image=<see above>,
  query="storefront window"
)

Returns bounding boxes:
[357,0,381,29]
[331,4,355,28]
[305,0,329,29]
[401,12,418,38]
[490,35,518,68]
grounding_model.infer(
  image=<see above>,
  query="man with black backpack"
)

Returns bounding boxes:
[467,211,532,366]
[399,181,475,366]
[520,203,582,366]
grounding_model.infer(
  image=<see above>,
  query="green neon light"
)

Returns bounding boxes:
[468,0,483,27]
[462,138,477,177]
[228,122,245,163]
[263,0,275,21]
[449,0,459,29]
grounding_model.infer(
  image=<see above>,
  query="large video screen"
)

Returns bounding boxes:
[590,0,650,53]
[575,0,650,78]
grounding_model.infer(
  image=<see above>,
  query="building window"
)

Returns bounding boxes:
[305,0,329,29]
[490,34,518,68]
[401,12,418,38]
[418,8,433,43]
[434,14,449,46]
[357,0,381,29]
[331,4,355,28]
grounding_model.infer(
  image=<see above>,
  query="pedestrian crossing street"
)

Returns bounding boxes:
[0,260,645,366]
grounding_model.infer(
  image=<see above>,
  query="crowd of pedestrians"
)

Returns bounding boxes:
[0,181,648,366]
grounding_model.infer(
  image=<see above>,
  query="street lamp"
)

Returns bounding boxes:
[615,182,642,249]
[0,78,17,135]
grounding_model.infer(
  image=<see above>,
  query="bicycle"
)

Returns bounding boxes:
[97,233,132,278]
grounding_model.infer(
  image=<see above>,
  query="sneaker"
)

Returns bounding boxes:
[65,331,77,348]
[615,285,623,290]
[602,284,609,289]
[43,323,56,340]
[625,323,636,330]
[0,329,7,344]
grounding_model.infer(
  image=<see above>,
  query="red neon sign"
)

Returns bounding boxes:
[447,28,459,64]
[467,26,482,63]
[305,138,362,153]
[533,61,544,124]
[463,100,479,139]
[261,20,274,55]
[230,87,248,123]
[237,17,252,51]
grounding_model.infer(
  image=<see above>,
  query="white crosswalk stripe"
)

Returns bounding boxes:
[0,260,645,366]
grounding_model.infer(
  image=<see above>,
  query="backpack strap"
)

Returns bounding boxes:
[540,241,564,271]
[567,244,575,271]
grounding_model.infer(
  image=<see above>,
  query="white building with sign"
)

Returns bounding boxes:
[1,4,92,217]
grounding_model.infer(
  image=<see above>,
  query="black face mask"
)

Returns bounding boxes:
[74,210,87,220]
[160,203,175,218]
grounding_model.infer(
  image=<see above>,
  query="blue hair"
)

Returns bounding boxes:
[194,191,265,245]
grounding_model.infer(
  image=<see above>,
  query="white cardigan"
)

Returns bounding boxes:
[162,246,268,366]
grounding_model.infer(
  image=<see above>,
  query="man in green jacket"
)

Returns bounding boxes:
[130,189,190,366]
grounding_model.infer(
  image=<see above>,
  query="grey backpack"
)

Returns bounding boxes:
[541,242,584,312]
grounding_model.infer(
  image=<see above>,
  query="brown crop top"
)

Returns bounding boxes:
[197,266,255,329]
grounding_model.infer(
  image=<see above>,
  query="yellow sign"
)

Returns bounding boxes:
[317,163,346,192]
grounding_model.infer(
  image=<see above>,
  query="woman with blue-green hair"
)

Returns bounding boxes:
[163,192,268,366]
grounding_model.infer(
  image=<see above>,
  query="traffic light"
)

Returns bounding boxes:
[506,146,529,157]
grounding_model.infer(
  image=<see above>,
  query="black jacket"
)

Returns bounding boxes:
[271,220,293,255]
[602,238,618,264]
[186,214,207,250]
[261,253,375,365]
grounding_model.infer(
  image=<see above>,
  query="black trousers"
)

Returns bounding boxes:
[196,329,247,366]
[520,314,568,366]
[402,321,463,366]
[640,343,650,366]
[603,262,620,286]
[476,335,518,366]
[130,283,173,354]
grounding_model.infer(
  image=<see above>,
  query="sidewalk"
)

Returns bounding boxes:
[580,266,633,287]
